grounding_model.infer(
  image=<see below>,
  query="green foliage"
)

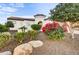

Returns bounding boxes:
[15,32,26,43]
[0,24,9,32]
[0,34,11,48]
[31,24,41,31]
[26,30,38,40]
[50,3,79,22]
[19,26,27,32]
[47,27,64,40]
[5,21,14,27]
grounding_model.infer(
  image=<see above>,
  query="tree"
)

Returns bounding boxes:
[5,21,14,28]
[19,26,27,32]
[0,24,8,32]
[50,3,79,22]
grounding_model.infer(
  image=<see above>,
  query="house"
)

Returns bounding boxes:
[7,14,46,32]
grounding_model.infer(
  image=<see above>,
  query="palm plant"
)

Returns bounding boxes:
[19,26,27,32]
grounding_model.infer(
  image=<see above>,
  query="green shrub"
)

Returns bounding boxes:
[15,32,26,43]
[0,24,9,32]
[5,21,14,28]
[31,24,41,31]
[26,30,38,40]
[0,34,11,48]
[47,27,64,40]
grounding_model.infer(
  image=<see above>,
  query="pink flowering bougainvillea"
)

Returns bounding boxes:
[41,21,60,32]
[41,20,69,40]
[41,21,69,32]
[62,22,69,32]
[52,21,60,29]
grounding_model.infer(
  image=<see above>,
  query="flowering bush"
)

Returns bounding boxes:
[62,22,69,32]
[42,21,60,32]
[41,21,65,40]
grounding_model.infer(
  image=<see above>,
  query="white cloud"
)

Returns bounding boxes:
[0,7,17,13]
[0,17,7,24]
[9,3,24,7]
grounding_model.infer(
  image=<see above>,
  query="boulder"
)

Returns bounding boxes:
[28,40,43,48]
[0,51,12,55]
[13,43,33,55]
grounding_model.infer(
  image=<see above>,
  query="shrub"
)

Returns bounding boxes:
[0,24,9,32]
[31,24,41,31]
[26,30,38,40]
[42,21,64,40]
[0,34,11,48]
[62,22,69,32]
[42,21,60,32]
[48,27,64,40]
[15,32,26,43]
[5,21,14,28]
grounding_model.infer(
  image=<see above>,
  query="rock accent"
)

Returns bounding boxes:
[13,40,43,55]
[13,43,33,55]
[28,40,43,48]
[0,51,12,55]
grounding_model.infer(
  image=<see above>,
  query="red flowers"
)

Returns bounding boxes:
[52,21,60,29]
[41,21,60,32]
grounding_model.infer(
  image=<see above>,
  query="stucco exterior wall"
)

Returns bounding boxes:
[8,20,35,32]
[8,15,46,32]
[24,20,34,30]
[8,20,24,30]
[34,16,45,24]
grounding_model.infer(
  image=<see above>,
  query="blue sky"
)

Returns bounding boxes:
[0,3,58,24]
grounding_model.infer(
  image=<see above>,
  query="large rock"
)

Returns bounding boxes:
[13,40,43,55]
[0,51,12,55]
[28,40,43,48]
[13,43,33,55]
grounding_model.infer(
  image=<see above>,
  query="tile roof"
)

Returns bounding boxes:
[7,16,35,21]
[34,14,46,17]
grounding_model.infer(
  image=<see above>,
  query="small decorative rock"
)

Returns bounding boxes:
[0,51,12,55]
[28,40,43,48]
[13,43,33,55]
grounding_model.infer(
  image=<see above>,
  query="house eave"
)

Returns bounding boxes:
[7,16,35,21]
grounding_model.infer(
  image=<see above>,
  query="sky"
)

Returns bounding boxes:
[0,3,58,24]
